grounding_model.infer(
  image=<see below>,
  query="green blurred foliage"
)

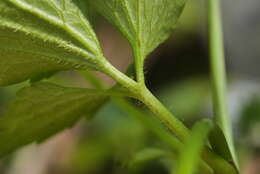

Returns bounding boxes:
[240,97,260,136]
[159,77,210,123]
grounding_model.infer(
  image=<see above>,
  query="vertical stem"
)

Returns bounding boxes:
[100,58,139,91]
[134,47,145,85]
[208,0,239,169]
[209,0,229,142]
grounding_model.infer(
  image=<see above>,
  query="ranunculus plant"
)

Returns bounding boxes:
[0,0,240,174]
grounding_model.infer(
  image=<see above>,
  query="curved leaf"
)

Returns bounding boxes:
[0,0,105,86]
[0,82,108,158]
[0,27,96,86]
[91,0,187,59]
[8,0,102,55]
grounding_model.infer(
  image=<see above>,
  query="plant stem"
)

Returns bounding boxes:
[82,69,214,174]
[84,59,238,174]
[134,48,145,85]
[137,86,237,174]
[100,58,237,173]
[209,0,229,144]
[137,86,190,141]
[113,98,213,174]
[202,148,237,174]
[115,88,238,173]
[208,0,239,170]
[97,49,238,174]
[100,58,139,91]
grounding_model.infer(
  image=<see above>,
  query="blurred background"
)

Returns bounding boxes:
[0,0,260,173]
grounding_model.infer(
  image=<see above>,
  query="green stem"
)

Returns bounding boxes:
[100,58,139,91]
[202,148,237,174]
[137,86,190,141]
[208,0,239,170]
[134,48,145,85]
[209,0,229,142]
[95,57,237,174]
[137,86,237,174]
[113,98,213,174]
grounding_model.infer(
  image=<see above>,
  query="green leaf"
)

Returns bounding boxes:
[0,82,108,158]
[175,120,213,174]
[0,27,94,86]
[0,0,105,86]
[8,0,102,55]
[209,125,234,162]
[91,0,187,59]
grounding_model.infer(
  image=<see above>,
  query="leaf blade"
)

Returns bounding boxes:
[0,0,105,86]
[9,0,102,55]
[0,82,107,158]
[0,27,96,86]
[91,0,187,58]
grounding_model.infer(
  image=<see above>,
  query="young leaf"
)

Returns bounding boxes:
[91,0,187,59]
[175,120,213,174]
[0,0,106,86]
[0,82,108,158]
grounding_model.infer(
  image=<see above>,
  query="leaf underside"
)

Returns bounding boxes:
[209,125,236,165]
[0,82,107,158]
[0,0,104,86]
[91,0,187,59]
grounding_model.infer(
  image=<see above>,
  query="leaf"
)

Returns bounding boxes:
[175,120,212,174]
[0,82,108,158]
[0,0,105,86]
[209,125,234,162]
[91,0,187,59]
[0,27,94,86]
[8,0,102,55]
